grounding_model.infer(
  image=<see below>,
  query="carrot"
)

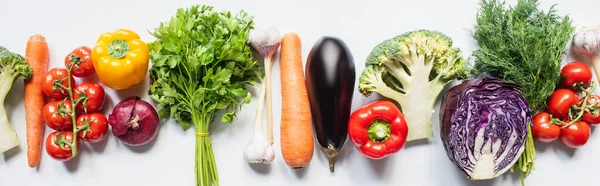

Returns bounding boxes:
[24,34,49,168]
[279,32,314,168]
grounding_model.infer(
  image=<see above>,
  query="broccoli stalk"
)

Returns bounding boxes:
[359,30,468,141]
[0,46,32,153]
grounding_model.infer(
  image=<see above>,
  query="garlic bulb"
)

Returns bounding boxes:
[573,25,600,59]
[573,25,600,83]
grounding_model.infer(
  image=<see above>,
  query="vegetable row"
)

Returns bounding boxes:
[2,0,600,186]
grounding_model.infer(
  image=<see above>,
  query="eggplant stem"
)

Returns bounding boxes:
[319,144,339,173]
[328,156,336,173]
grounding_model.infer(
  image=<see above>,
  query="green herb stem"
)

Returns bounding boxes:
[192,110,218,186]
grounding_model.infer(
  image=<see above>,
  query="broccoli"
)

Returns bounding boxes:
[359,30,468,141]
[0,46,32,153]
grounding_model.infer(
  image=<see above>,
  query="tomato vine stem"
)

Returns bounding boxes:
[56,63,90,157]
[561,82,596,128]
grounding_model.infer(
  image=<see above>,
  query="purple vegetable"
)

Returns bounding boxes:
[440,78,530,180]
[109,96,159,146]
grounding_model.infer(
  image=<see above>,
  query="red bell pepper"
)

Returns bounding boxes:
[348,100,408,159]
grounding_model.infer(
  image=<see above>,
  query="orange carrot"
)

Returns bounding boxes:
[279,32,314,168]
[24,34,48,168]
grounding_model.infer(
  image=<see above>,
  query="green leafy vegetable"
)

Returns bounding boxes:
[0,46,32,153]
[148,5,261,186]
[472,0,573,184]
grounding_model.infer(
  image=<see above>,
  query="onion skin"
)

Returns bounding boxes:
[108,96,159,146]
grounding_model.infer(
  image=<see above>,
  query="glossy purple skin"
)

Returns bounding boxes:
[440,78,530,178]
[109,96,160,146]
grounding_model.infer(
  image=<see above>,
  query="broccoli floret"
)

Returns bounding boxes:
[0,46,32,153]
[359,30,468,141]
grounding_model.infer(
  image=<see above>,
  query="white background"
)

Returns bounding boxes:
[0,0,599,186]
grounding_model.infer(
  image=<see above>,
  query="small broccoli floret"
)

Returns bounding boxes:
[358,30,469,141]
[0,46,32,81]
[0,46,32,153]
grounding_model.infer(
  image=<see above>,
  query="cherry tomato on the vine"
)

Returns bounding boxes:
[582,95,600,125]
[73,82,105,113]
[76,113,109,143]
[42,68,76,99]
[560,61,593,90]
[560,120,591,148]
[45,131,78,161]
[42,99,73,130]
[547,89,580,120]
[65,46,95,77]
[532,112,560,142]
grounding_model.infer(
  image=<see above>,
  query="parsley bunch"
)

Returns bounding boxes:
[148,5,261,186]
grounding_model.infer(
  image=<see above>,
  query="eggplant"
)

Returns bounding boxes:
[305,37,355,172]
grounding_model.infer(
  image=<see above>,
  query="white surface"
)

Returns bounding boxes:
[0,0,599,186]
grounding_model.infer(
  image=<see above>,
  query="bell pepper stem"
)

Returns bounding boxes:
[108,40,130,59]
[368,120,391,142]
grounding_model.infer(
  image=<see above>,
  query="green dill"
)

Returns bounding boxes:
[473,0,573,111]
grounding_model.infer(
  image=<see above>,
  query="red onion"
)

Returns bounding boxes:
[108,96,159,146]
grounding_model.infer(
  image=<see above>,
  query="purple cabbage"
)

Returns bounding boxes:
[440,78,530,180]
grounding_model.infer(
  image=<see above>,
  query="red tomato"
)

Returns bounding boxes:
[560,120,591,148]
[42,99,73,130]
[65,46,94,77]
[42,68,76,99]
[532,112,560,142]
[73,82,105,113]
[76,113,109,143]
[560,61,592,90]
[45,131,78,161]
[547,89,579,119]
[582,95,600,125]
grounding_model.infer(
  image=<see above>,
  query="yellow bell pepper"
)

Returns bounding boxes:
[91,28,149,90]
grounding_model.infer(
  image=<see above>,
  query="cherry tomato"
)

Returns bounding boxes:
[582,95,600,125]
[73,82,105,113]
[560,61,593,90]
[547,89,579,119]
[532,112,560,142]
[45,131,78,161]
[560,120,591,148]
[42,68,76,99]
[65,46,94,77]
[42,99,73,130]
[76,113,109,143]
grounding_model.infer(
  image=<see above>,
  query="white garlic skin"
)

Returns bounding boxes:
[249,27,282,57]
[243,135,275,164]
[573,25,600,59]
